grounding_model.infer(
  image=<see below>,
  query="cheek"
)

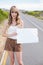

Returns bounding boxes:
[15,13,17,16]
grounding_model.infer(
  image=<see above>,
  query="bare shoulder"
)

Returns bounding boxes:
[4,21,9,28]
[2,21,9,35]
[4,21,8,26]
[17,19,24,28]
[20,19,24,24]
[21,19,24,27]
[3,21,9,31]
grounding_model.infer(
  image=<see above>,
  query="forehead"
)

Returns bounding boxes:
[11,7,18,12]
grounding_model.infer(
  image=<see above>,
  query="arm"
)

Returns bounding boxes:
[2,21,9,37]
[2,22,17,37]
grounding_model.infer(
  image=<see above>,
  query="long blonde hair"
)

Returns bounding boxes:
[8,6,21,26]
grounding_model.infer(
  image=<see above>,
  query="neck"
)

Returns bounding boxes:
[12,19,16,26]
[12,18,16,21]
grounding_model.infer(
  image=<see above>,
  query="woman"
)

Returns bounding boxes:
[2,6,24,65]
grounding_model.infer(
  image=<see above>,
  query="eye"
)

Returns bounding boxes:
[15,12,17,13]
[11,11,14,13]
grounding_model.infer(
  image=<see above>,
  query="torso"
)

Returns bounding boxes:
[6,24,18,40]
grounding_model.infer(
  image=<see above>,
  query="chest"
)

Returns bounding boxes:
[6,26,17,34]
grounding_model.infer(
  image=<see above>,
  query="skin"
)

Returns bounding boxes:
[2,7,24,65]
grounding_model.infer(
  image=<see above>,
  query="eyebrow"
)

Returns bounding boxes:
[11,10,18,12]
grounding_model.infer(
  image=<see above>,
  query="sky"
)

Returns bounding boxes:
[0,0,43,11]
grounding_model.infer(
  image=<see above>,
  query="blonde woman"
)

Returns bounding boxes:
[2,6,24,65]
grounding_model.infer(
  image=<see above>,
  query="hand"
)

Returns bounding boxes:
[2,33,8,37]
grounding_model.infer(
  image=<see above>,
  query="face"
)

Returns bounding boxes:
[11,7,18,20]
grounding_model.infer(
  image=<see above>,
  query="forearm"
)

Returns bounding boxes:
[2,32,17,37]
[8,32,17,37]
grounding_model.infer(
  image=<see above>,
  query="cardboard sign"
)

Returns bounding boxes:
[17,28,39,43]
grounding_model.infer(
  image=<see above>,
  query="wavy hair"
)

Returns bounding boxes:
[8,6,20,26]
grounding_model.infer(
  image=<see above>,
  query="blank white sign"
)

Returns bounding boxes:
[17,28,39,43]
